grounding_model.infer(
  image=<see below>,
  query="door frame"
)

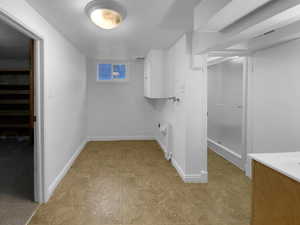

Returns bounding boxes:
[206,56,249,171]
[0,9,46,203]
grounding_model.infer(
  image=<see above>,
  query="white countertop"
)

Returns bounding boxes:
[248,152,300,182]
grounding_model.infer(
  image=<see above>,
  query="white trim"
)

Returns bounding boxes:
[241,57,249,169]
[208,55,247,67]
[156,138,170,160]
[87,136,155,141]
[34,39,45,203]
[171,157,208,183]
[246,56,254,155]
[206,57,248,173]
[156,138,167,154]
[171,157,185,179]
[208,138,244,170]
[184,171,208,183]
[46,139,87,201]
[201,55,208,178]
[245,154,253,179]
[25,206,40,225]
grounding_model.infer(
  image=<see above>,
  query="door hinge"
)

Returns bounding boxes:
[33,116,37,122]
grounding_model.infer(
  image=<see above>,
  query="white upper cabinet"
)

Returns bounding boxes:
[144,49,168,98]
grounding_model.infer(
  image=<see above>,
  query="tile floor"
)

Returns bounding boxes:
[29,141,251,225]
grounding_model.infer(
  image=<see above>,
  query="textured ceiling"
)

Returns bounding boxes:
[0,19,30,60]
[25,0,201,60]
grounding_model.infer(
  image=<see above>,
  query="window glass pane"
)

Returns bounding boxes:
[113,64,126,79]
[98,63,127,81]
[98,64,112,80]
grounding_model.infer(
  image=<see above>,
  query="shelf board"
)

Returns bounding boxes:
[0,124,29,128]
[0,110,29,116]
[0,84,29,89]
[0,70,30,75]
[0,99,29,104]
[0,90,29,95]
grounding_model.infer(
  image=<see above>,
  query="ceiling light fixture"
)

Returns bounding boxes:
[85,0,126,30]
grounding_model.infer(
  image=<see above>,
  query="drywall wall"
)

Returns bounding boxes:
[0,0,87,201]
[248,39,300,154]
[155,36,187,173]
[87,59,155,140]
[153,34,207,182]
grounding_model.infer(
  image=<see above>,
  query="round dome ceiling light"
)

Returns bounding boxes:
[85,0,126,30]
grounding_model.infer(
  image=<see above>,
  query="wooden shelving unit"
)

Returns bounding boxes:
[0,40,34,138]
[0,70,33,137]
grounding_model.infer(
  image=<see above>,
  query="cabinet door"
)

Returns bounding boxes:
[166,48,175,97]
[252,161,300,225]
[144,57,152,97]
[144,49,166,98]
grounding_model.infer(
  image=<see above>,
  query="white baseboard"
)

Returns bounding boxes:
[156,138,167,154]
[46,139,87,202]
[156,137,171,160]
[245,155,253,179]
[171,157,208,183]
[87,136,155,141]
[208,138,244,170]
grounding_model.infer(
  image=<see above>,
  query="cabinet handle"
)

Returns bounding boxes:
[168,97,180,102]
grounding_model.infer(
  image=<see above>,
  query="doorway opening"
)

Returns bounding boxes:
[206,55,248,171]
[0,10,44,225]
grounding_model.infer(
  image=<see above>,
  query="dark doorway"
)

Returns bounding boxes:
[0,19,38,225]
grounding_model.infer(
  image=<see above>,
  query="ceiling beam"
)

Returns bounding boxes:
[206,0,272,32]
[193,0,300,54]
[193,0,231,31]
[246,19,300,52]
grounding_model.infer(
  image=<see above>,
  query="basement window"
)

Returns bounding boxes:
[97,63,128,82]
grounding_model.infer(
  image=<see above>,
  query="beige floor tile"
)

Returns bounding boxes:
[28,141,251,225]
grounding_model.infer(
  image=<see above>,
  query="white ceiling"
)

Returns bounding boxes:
[0,19,30,60]
[25,0,201,60]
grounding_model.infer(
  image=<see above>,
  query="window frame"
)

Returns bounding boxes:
[96,61,130,83]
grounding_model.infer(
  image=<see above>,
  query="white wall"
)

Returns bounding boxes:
[248,39,300,154]
[87,59,155,140]
[154,34,207,182]
[0,0,87,201]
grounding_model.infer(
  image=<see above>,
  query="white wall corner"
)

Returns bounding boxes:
[46,139,88,202]
[171,157,208,183]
